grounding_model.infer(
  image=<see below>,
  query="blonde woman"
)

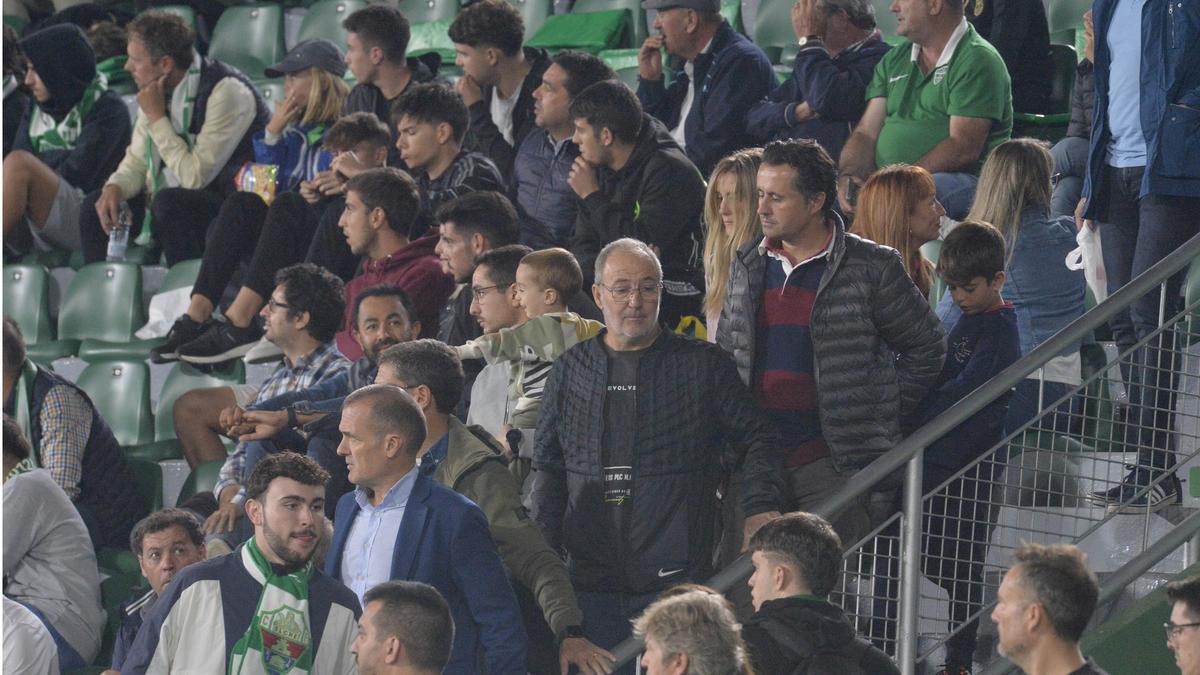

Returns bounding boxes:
[937,138,1086,432]
[852,164,944,300]
[703,148,764,341]
[149,39,355,365]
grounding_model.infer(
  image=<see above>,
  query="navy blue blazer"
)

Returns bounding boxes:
[327,472,527,674]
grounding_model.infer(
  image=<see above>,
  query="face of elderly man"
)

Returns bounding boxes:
[593,247,663,351]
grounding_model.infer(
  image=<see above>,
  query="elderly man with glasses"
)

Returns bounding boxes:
[533,237,785,675]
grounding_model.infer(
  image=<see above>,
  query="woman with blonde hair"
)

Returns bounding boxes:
[703,148,763,341]
[937,137,1086,432]
[149,38,355,364]
[852,164,944,300]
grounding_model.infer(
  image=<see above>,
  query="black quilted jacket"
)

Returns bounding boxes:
[716,217,945,472]
[532,329,785,594]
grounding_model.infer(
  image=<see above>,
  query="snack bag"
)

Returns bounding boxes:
[235,163,279,205]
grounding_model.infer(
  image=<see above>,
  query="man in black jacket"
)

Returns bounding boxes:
[568,80,706,329]
[744,512,898,675]
[717,139,943,549]
[534,237,784,673]
[449,0,551,182]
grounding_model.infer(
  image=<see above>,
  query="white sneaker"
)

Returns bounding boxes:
[243,337,283,365]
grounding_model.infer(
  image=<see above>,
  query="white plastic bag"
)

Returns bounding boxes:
[135,286,192,339]
[1066,224,1107,303]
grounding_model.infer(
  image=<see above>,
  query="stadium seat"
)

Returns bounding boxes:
[399,0,460,25]
[3,264,54,347]
[295,0,368,47]
[752,0,796,63]
[177,459,225,504]
[208,3,286,81]
[920,239,946,303]
[528,0,644,53]
[154,361,246,442]
[599,47,641,88]
[258,80,286,111]
[127,457,165,512]
[407,19,456,63]
[720,0,741,33]
[158,258,203,294]
[508,0,553,38]
[25,262,155,362]
[872,0,899,44]
[1047,0,1090,45]
[18,247,84,270]
[76,359,155,448]
[1012,44,1076,142]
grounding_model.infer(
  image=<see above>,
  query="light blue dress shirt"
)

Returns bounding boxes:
[1105,0,1148,168]
[339,467,418,607]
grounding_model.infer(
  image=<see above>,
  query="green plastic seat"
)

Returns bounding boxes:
[719,0,741,33]
[18,247,85,270]
[599,47,641,88]
[296,0,368,46]
[155,361,246,442]
[507,0,553,37]
[4,13,28,35]
[872,0,898,44]
[399,0,460,25]
[29,262,154,362]
[177,459,225,504]
[529,0,644,52]
[208,3,286,81]
[258,80,286,111]
[77,360,155,447]
[1047,0,1090,42]
[407,19,456,62]
[3,264,54,346]
[920,239,946,302]
[159,258,203,294]
[752,0,796,63]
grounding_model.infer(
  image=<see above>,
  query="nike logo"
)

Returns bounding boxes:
[889,74,908,83]
[657,568,684,578]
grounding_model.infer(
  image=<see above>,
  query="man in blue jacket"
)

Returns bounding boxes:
[636,0,775,176]
[1082,0,1200,512]
[746,0,889,161]
[327,384,526,675]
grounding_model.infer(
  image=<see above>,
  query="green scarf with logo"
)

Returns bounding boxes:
[229,538,315,675]
[25,72,107,154]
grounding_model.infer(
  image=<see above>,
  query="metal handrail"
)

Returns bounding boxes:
[608,231,1200,669]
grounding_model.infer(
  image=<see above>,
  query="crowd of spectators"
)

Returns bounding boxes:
[2,0,1198,672]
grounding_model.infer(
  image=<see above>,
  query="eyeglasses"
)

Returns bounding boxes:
[267,298,292,312]
[471,284,510,301]
[600,282,664,303]
[1164,621,1200,641]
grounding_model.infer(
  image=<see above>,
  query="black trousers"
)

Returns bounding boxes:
[304,196,359,282]
[80,187,223,266]
[192,191,321,304]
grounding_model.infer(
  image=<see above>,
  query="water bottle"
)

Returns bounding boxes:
[106,202,131,262]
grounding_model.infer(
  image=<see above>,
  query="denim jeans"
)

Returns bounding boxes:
[1096,165,1200,469]
[933,172,979,221]
[1050,135,1090,219]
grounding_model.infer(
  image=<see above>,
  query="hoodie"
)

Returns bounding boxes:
[336,234,454,359]
[15,23,130,192]
[742,596,900,674]
[572,113,706,293]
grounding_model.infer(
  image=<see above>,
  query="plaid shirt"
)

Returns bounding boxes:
[38,384,92,499]
[215,340,349,501]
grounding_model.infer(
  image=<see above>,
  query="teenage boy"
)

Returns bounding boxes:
[449,0,552,180]
[454,247,603,480]
[391,83,505,237]
[879,221,1022,674]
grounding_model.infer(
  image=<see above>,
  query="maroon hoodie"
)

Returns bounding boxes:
[337,234,454,360]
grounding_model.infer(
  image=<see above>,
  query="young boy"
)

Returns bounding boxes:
[455,247,603,483]
[912,220,1023,674]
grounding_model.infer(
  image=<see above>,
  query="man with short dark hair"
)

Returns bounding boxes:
[535,238,784,670]
[107,509,207,674]
[328,384,527,674]
[514,50,614,249]
[465,245,532,436]
[375,340,612,674]
[717,139,944,550]
[837,0,1012,219]
[450,0,552,180]
[746,0,889,160]
[121,453,361,673]
[336,167,453,359]
[636,0,775,176]
[568,80,706,328]
[1166,575,1200,675]
[82,10,270,264]
[353,581,455,675]
[990,543,1108,675]
[743,512,897,674]
[2,316,147,549]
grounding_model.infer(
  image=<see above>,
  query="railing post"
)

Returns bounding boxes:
[1188,532,1200,568]
[899,449,924,675]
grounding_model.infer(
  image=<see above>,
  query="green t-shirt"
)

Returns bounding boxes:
[864,21,1012,173]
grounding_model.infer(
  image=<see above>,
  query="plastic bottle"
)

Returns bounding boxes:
[107,202,131,262]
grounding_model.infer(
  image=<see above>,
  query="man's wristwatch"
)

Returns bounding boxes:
[797,34,823,48]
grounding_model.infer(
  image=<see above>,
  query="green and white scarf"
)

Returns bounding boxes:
[229,538,315,675]
[26,72,108,154]
[7,360,41,479]
[3,75,18,99]
[137,52,201,246]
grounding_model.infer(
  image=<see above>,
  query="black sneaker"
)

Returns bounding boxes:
[150,315,212,364]
[177,320,263,364]
[1088,464,1139,506]
[1090,466,1181,513]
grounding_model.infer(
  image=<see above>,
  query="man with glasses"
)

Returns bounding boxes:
[534,238,785,673]
[990,543,1108,675]
[1166,575,1200,675]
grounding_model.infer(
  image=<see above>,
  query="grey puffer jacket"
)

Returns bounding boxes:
[716,217,945,472]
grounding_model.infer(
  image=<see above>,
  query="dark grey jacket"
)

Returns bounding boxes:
[716,217,945,472]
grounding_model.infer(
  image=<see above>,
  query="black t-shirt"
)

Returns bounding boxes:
[602,343,643,534]
[342,83,403,168]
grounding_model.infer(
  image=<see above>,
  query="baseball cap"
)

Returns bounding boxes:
[640,0,719,12]
[264,38,346,79]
